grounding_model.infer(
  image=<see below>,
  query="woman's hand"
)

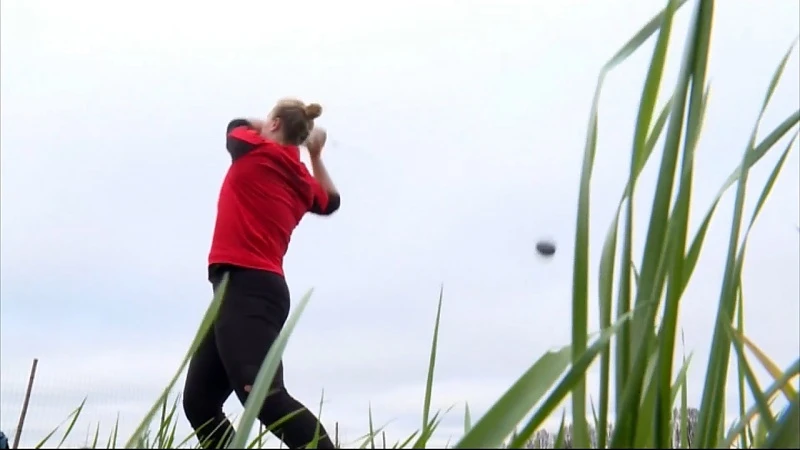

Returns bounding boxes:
[305,127,327,158]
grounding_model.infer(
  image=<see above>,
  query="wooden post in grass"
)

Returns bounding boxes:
[12,358,38,449]
[334,422,339,448]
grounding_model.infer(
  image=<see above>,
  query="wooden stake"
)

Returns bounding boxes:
[12,358,38,449]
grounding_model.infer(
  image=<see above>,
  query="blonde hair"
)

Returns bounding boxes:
[270,98,323,145]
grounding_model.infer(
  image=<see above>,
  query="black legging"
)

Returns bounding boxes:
[182,265,334,449]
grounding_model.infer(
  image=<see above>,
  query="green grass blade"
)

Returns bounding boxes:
[596,94,673,450]
[655,1,713,447]
[610,0,680,433]
[613,93,674,418]
[723,359,800,447]
[242,409,306,449]
[368,403,376,450]
[57,397,87,448]
[463,403,472,434]
[764,400,800,449]
[680,374,689,448]
[553,410,567,449]
[421,286,444,435]
[228,287,314,448]
[613,0,708,445]
[634,349,661,447]
[506,309,638,448]
[739,319,800,400]
[736,294,751,450]
[307,390,326,449]
[695,39,799,448]
[570,1,692,445]
[34,426,60,449]
[453,343,571,448]
[412,408,447,449]
[90,422,100,449]
[670,352,693,407]
[108,414,119,449]
[154,395,178,449]
[396,431,419,449]
[728,324,776,430]
[126,273,229,448]
[682,111,799,292]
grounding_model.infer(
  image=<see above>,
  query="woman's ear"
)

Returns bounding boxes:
[267,117,282,132]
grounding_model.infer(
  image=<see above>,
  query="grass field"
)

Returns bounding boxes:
[8,0,800,448]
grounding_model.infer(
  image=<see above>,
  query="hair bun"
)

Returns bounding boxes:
[304,103,323,120]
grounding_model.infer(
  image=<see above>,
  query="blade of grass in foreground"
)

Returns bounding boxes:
[90,422,100,449]
[613,4,681,438]
[57,396,87,448]
[695,39,799,448]
[722,359,800,447]
[107,414,120,449]
[244,409,306,449]
[32,398,86,449]
[413,286,444,449]
[395,430,419,449]
[612,0,709,446]
[506,308,640,448]
[765,400,800,449]
[463,403,472,434]
[307,390,327,449]
[552,410,567,449]
[228,288,314,448]
[367,403,376,450]
[680,337,689,448]
[453,343,571,448]
[598,93,674,450]
[571,0,691,445]
[739,328,800,400]
[655,1,713,447]
[125,273,229,448]
[735,293,754,450]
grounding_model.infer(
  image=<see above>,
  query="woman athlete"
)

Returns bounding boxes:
[182,98,340,449]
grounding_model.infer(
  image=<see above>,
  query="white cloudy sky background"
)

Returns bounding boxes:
[1,0,799,447]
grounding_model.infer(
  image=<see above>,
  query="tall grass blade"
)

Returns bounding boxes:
[108,414,119,449]
[723,358,799,447]
[90,422,100,449]
[597,93,674,450]
[572,0,692,444]
[507,309,639,448]
[655,1,713,447]
[728,322,775,430]
[228,287,315,448]
[739,327,800,400]
[612,0,708,445]
[307,390,326,449]
[735,293,752,450]
[421,286,444,436]
[453,343,571,448]
[463,403,472,434]
[553,410,567,449]
[126,274,229,448]
[764,401,800,449]
[396,431,419,449]
[695,39,799,448]
[368,403,376,450]
[57,397,86,448]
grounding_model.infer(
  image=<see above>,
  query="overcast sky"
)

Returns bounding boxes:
[1,0,798,447]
